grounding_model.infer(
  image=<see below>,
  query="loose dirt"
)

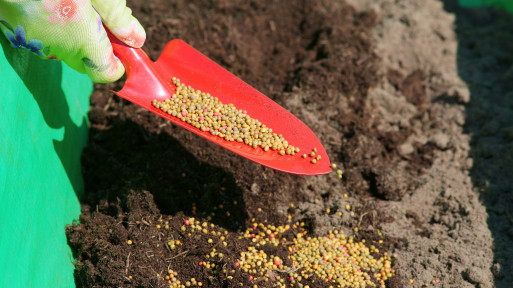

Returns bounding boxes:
[66,0,513,287]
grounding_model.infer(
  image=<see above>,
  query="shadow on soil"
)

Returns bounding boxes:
[442,1,513,286]
[81,114,247,232]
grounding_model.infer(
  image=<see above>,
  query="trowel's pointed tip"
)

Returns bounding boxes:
[256,146,332,176]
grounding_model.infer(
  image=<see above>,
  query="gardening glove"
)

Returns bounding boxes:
[0,0,146,83]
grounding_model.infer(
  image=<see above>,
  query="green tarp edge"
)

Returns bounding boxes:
[459,0,513,14]
[0,34,92,288]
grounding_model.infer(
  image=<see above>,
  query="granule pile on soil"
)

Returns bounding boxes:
[67,190,395,287]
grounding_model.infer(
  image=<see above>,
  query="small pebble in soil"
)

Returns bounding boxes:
[153,77,299,156]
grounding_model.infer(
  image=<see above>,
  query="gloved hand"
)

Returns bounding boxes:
[0,0,146,83]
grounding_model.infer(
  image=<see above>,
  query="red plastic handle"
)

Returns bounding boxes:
[106,28,172,100]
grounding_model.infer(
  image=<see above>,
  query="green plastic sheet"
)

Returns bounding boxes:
[0,34,92,287]
[459,0,513,14]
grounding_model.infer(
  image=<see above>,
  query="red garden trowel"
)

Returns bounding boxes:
[108,32,330,175]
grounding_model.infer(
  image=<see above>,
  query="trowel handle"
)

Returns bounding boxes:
[105,28,153,78]
[105,27,174,100]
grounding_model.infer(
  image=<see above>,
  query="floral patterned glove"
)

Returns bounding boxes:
[0,0,146,83]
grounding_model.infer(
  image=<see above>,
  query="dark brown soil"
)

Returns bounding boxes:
[66,0,439,287]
